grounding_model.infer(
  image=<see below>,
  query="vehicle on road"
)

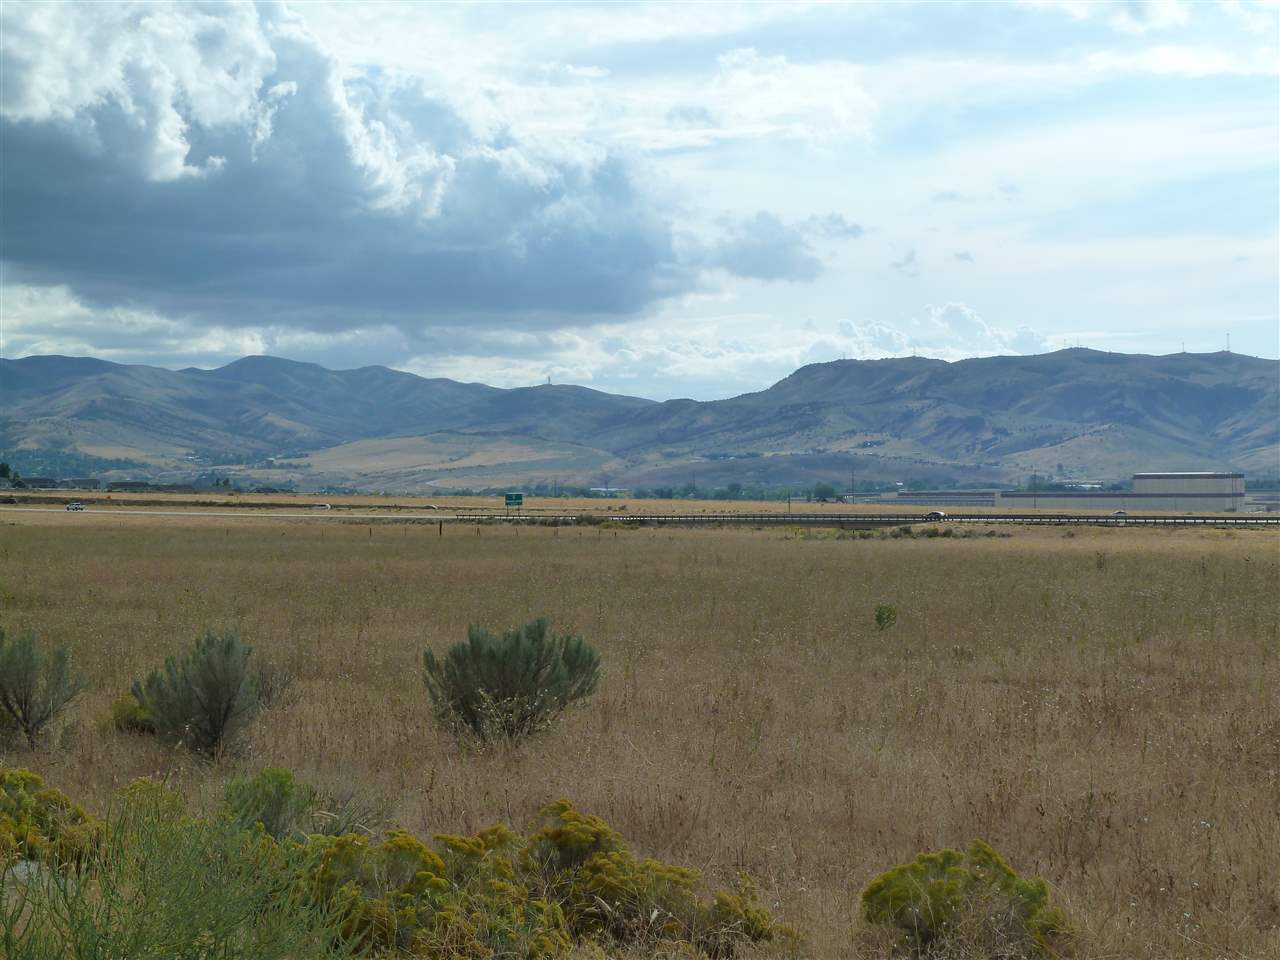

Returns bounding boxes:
[1112,510,1127,516]
[65,502,86,511]
[925,510,947,520]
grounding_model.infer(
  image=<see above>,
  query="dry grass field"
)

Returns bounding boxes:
[1,512,1277,958]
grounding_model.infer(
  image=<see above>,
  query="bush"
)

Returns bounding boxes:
[2,771,781,960]
[0,628,87,749]
[875,604,898,631]
[861,840,1070,957]
[225,768,317,840]
[106,693,154,734]
[0,767,102,870]
[523,799,779,957]
[131,628,259,754]
[0,777,357,960]
[423,618,600,743]
[225,768,386,842]
[299,798,778,959]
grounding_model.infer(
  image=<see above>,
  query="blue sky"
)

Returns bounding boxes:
[1,0,1276,399]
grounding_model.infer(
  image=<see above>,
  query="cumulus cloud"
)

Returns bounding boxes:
[0,2,706,332]
[909,303,1049,357]
[698,210,864,282]
[703,213,824,282]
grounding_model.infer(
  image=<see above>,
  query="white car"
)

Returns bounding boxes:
[65,501,86,511]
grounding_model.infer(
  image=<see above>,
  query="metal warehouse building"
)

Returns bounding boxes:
[997,472,1245,513]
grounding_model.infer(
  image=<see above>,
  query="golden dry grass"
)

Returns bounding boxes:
[1,514,1277,958]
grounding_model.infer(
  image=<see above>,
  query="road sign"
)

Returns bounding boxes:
[505,493,524,509]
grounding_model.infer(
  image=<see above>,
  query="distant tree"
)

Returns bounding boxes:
[0,462,9,478]
[726,482,743,499]
[813,482,836,500]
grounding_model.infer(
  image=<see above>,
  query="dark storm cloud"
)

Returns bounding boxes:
[0,4,715,333]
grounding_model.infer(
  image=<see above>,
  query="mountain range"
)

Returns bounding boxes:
[2,349,1276,491]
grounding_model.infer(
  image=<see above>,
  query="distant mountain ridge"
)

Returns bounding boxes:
[2,349,1276,490]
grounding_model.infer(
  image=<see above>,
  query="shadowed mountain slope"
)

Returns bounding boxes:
[2,349,1275,486]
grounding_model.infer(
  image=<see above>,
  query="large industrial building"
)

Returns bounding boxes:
[996,472,1244,512]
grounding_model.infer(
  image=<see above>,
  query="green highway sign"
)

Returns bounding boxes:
[505,493,524,508]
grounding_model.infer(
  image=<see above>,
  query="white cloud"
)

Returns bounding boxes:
[0,1,276,180]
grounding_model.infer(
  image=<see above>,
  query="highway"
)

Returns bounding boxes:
[3,506,1277,527]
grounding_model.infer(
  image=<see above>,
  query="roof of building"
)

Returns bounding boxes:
[1000,490,1243,497]
[1132,472,1243,479]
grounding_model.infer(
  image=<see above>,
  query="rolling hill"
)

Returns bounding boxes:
[1,349,1276,490]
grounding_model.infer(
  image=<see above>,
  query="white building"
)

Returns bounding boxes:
[997,472,1244,513]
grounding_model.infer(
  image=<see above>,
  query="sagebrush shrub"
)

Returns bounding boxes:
[0,628,87,749]
[225,768,384,841]
[225,768,317,840]
[131,628,258,753]
[861,840,1070,957]
[423,618,600,742]
[875,604,898,631]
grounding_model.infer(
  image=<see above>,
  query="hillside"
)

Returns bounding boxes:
[1,349,1275,489]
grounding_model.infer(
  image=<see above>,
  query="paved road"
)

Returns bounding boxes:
[0,506,472,521]
[4,506,1277,527]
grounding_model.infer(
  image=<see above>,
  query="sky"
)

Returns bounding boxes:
[0,0,1276,400]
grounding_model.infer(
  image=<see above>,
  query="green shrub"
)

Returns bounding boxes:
[3,770,780,960]
[106,693,154,734]
[423,618,601,743]
[875,604,898,631]
[298,798,777,959]
[225,768,317,840]
[0,777,358,960]
[0,628,87,749]
[0,767,102,869]
[522,799,779,957]
[861,840,1070,957]
[131,628,259,754]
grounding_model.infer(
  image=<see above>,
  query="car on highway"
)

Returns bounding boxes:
[65,501,86,511]
[1112,510,1127,516]
[925,510,947,520]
